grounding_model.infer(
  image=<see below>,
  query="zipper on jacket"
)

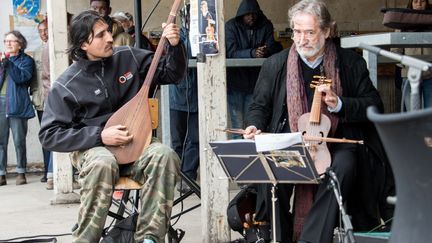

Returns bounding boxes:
[3,75,8,117]
[101,60,105,77]
[98,60,109,98]
[95,73,109,99]
[249,29,254,47]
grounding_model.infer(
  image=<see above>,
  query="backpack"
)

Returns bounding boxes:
[101,213,137,243]
[227,185,271,243]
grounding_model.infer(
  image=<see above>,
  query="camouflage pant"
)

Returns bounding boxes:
[70,139,180,243]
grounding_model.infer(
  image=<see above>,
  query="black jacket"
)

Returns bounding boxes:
[246,47,383,137]
[246,46,392,230]
[39,44,186,152]
[225,0,282,93]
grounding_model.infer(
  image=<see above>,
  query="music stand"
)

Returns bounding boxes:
[210,133,320,243]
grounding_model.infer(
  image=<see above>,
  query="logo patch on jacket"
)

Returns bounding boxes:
[118,71,133,84]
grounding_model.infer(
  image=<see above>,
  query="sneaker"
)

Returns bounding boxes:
[0,175,6,186]
[46,179,54,190]
[40,176,47,183]
[16,174,27,185]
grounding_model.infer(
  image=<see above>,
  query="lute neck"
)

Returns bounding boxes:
[142,0,182,87]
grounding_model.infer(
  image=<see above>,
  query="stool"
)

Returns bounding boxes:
[108,177,142,222]
[106,177,188,242]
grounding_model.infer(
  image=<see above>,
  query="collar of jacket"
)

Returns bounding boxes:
[8,50,24,61]
[76,55,112,73]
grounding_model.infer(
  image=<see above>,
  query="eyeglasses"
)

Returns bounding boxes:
[291,30,320,40]
[3,40,19,44]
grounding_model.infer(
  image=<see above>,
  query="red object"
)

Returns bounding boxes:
[113,190,124,200]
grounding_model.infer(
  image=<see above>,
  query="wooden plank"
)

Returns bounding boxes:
[115,177,142,190]
[198,0,230,241]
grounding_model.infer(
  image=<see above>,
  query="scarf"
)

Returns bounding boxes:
[287,40,343,241]
[286,40,342,136]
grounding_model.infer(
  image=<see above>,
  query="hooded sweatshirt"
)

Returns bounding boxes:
[225,0,282,93]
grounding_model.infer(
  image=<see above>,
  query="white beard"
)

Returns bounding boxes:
[296,35,326,60]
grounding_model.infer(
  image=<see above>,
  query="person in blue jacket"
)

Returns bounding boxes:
[225,0,282,135]
[0,30,35,186]
[169,4,199,192]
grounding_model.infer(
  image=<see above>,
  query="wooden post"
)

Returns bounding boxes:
[198,0,230,241]
[47,0,79,204]
[161,86,171,146]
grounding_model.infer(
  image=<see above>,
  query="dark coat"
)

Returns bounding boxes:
[246,46,392,231]
[169,28,198,112]
[39,45,186,152]
[225,0,282,93]
[0,51,35,119]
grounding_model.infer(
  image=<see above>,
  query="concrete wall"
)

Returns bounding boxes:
[2,0,411,166]
[66,0,409,35]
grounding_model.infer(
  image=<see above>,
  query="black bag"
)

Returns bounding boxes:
[227,185,271,243]
[101,214,138,243]
[227,185,257,233]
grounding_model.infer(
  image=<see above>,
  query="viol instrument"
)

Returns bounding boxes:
[297,75,332,174]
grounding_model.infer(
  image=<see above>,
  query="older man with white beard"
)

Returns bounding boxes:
[243,0,388,242]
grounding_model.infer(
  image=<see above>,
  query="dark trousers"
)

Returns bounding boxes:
[299,143,357,243]
[37,110,52,177]
[169,109,199,180]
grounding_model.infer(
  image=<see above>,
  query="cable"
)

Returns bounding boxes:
[367,217,394,233]
[141,0,162,32]
[0,233,71,242]
[171,2,195,228]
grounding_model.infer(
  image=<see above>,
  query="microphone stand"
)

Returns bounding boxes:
[359,43,432,111]
[327,169,356,243]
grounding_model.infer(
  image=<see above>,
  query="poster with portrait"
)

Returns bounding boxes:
[189,0,219,56]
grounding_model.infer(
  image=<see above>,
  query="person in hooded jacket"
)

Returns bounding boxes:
[225,0,282,134]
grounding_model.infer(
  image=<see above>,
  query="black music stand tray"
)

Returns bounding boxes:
[210,137,319,243]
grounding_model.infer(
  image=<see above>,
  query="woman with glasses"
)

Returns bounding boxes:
[0,30,35,186]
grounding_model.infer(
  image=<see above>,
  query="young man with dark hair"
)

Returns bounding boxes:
[39,10,186,243]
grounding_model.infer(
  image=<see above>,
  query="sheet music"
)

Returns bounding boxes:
[255,133,303,152]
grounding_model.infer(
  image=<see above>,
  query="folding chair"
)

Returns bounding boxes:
[367,106,432,243]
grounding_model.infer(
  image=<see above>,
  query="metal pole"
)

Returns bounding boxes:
[271,184,278,243]
[134,0,142,48]
[328,170,356,243]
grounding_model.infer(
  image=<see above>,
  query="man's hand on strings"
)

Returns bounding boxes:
[317,84,338,110]
[162,23,180,46]
[243,125,262,139]
[101,125,133,146]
